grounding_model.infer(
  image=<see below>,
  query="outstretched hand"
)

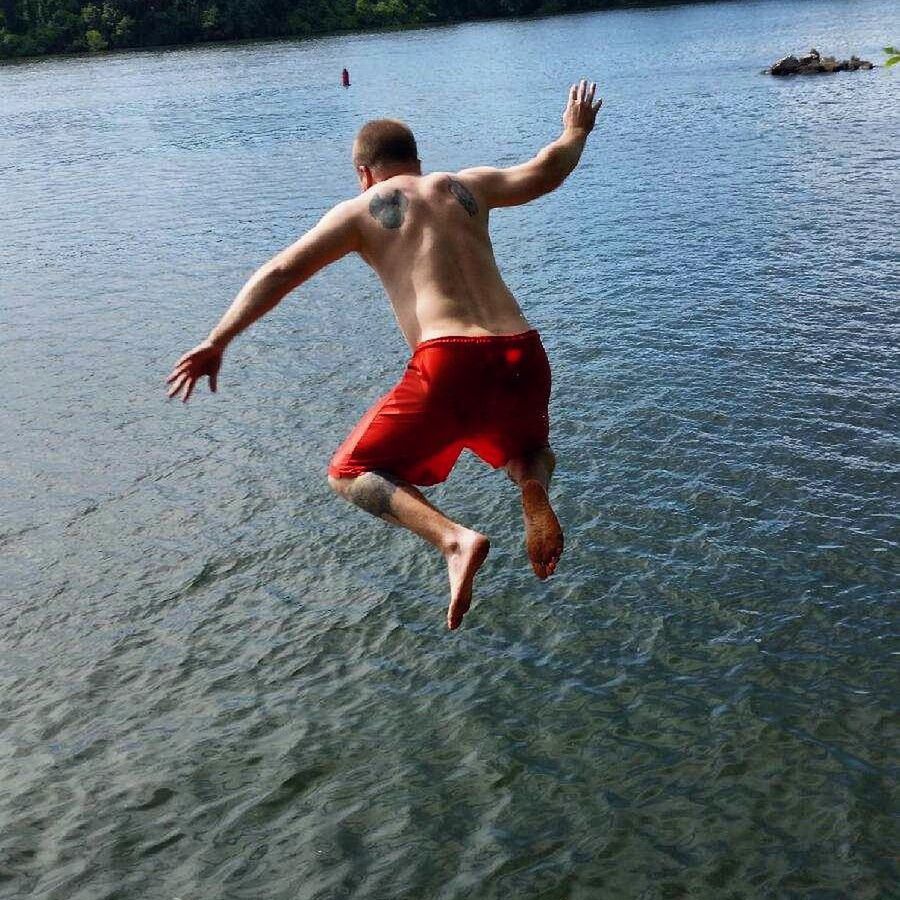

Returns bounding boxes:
[563,79,602,133]
[166,341,223,403]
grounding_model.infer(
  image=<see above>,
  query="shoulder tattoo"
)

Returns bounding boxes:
[368,190,408,229]
[448,178,478,216]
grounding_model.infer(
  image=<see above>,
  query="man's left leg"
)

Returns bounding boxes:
[328,471,489,630]
[505,445,564,579]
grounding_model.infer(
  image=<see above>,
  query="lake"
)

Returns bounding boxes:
[1,1,897,897]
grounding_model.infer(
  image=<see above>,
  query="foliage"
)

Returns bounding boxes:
[0,0,695,58]
[83,27,107,50]
[884,45,900,67]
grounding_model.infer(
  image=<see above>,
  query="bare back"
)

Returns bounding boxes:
[352,172,531,349]
[168,81,601,412]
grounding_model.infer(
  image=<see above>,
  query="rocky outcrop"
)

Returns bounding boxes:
[767,49,875,75]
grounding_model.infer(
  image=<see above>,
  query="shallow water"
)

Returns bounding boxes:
[1,1,898,897]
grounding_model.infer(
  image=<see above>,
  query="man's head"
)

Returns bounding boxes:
[353,119,421,190]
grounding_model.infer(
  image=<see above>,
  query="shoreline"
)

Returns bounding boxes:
[0,0,739,63]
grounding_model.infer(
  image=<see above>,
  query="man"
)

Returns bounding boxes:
[167,80,603,630]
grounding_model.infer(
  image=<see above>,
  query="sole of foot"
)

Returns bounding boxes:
[446,530,491,631]
[521,479,564,580]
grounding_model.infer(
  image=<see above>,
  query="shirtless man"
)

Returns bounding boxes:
[167,80,602,630]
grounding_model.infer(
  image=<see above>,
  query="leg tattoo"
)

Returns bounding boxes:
[346,470,403,521]
[328,470,492,629]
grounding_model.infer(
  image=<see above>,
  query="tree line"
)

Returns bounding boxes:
[0,0,693,58]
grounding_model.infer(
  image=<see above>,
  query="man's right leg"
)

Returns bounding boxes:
[328,471,489,630]
[505,446,564,579]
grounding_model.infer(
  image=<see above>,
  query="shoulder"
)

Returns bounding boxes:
[427,170,480,192]
[292,198,365,255]
[451,167,506,210]
[435,171,483,217]
[308,197,366,239]
[326,196,366,223]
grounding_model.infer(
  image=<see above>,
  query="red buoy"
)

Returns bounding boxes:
[342,68,350,88]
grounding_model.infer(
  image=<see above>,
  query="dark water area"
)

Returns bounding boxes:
[1,1,898,897]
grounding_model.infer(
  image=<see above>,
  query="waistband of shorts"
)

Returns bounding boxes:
[413,329,541,353]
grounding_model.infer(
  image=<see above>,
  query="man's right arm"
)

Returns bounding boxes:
[165,200,360,402]
[459,80,602,209]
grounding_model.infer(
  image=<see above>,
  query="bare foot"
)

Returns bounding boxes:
[521,479,564,579]
[445,529,491,630]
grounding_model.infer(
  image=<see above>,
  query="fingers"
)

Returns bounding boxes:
[166,364,219,401]
[166,343,223,401]
[167,374,198,403]
[166,374,188,399]
[166,363,190,384]
[167,348,201,383]
[570,79,600,109]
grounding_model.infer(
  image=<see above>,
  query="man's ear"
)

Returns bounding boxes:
[357,165,374,192]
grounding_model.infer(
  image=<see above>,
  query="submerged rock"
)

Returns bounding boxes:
[767,49,875,75]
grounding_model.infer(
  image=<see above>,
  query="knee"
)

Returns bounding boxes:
[329,471,383,501]
[542,446,557,475]
[328,474,353,498]
[530,444,556,475]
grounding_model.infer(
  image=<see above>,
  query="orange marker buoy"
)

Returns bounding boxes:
[342,68,350,88]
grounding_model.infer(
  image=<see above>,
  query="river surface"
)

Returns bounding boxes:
[1,1,898,897]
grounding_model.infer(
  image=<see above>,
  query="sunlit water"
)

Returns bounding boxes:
[1,1,898,897]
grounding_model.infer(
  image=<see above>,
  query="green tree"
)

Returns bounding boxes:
[0,0,732,59]
[81,3,100,26]
[356,0,407,26]
[84,26,106,48]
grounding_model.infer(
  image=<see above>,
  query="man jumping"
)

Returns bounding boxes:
[167,80,603,630]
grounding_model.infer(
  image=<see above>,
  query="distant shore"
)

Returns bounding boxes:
[0,0,733,61]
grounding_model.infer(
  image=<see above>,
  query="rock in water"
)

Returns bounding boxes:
[770,55,801,75]
[767,48,875,75]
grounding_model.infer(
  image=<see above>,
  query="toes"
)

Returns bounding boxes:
[447,596,470,629]
[531,551,561,579]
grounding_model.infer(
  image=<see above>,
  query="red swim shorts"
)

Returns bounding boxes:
[328,329,551,486]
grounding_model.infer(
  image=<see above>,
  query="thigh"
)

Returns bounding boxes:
[329,362,465,485]
[467,340,552,467]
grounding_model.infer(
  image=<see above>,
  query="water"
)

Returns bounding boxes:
[2,1,898,897]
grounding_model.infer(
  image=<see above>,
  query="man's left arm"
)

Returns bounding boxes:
[166,200,359,402]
